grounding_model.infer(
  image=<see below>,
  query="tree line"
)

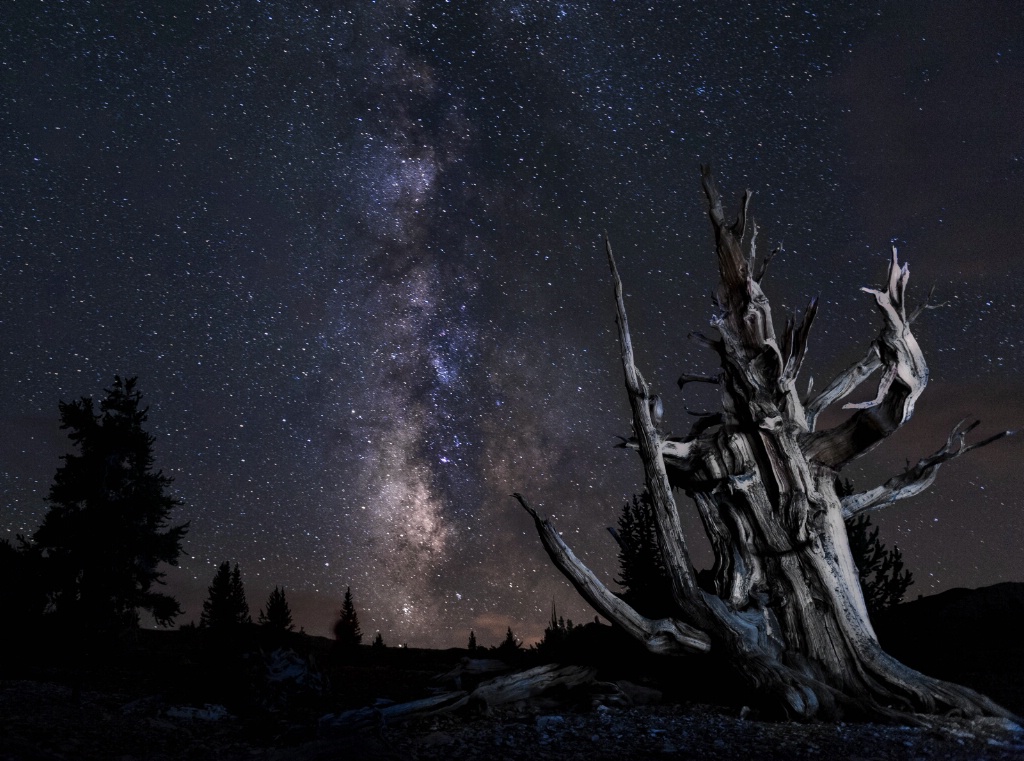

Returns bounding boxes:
[1,376,914,652]
[195,559,371,649]
[0,377,385,649]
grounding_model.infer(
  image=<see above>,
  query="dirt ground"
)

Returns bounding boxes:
[3,621,1023,761]
[2,676,1024,761]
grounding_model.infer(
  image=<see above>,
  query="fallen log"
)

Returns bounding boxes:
[319,691,469,735]
[468,663,598,711]
[319,663,599,734]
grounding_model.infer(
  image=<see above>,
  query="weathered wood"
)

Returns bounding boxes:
[804,345,881,431]
[318,664,601,735]
[515,167,1015,722]
[434,658,513,690]
[842,420,1014,518]
[804,282,941,432]
[468,664,597,710]
[802,248,929,468]
[319,691,469,734]
[513,493,711,655]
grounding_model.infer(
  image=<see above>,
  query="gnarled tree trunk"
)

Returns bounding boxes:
[515,166,1014,721]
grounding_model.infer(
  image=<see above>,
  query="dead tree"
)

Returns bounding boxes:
[514,166,1014,721]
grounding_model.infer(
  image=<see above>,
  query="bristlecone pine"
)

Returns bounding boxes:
[514,166,1015,722]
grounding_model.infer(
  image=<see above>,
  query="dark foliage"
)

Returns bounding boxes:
[611,491,677,618]
[495,626,522,656]
[467,629,477,651]
[333,586,362,647]
[257,586,293,631]
[837,478,915,616]
[372,631,385,649]
[0,536,48,630]
[201,561,251,628]
[845,514,915,615]
[30,376,188,632]
[536,601,575,660]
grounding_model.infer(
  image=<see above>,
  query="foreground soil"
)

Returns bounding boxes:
[3,620,1023,761]
[2,677,1024,761]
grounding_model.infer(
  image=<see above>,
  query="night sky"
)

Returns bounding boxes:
[2,1,1022,649]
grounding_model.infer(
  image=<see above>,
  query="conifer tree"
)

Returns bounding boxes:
[258,586,293,631]
[333,586,362,647]
[610,491,676,618]
[467,629,477,651]
[497,626,522,655]
[201,561,251,628]
[837,478,915,616]
[372,631,385,649]
[31,376,188,631]
[0,537,47,627]
[538,601,572,658]
[846,514,914,616]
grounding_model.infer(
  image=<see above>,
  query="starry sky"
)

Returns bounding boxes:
[2,1,1022,649]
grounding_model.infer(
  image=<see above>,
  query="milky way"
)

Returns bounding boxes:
[2,1,1022,647]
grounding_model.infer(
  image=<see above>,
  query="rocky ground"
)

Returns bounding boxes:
[3,615,1023,761]
[3,677,1023,761]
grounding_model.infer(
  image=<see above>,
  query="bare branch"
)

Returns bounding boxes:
[842,422,1015,518]
[702,164,753,300]
[733,188,752,240]
[806,279,939,432]
[512,494,711,655]
[753,243,783,283]
[748,220,759,271]
[802,249,929,467]
[909,284,947,322]
[781,297,818,384]
[607,237,702,601]
[804,345,882,431]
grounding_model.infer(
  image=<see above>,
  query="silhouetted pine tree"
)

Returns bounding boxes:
[537,600,575,659]
[333,586,362,647]
[257,586,293,631]
[372,631,385,649]
[610,491,676,618]
[838,478,915,616]
[467,629,477,651]
[200,562,251,628]
[496,626,522,655]
[31,376,188,632]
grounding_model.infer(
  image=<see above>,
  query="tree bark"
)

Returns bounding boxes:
[318,664,599,734]
[515,166,1014,721]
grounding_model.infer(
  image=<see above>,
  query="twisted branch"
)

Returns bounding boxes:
[842,421,1014,518]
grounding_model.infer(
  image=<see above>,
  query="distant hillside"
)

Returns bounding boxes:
[874,582,1024,716]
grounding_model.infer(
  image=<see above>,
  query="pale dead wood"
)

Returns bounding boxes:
[514,167,1014,722]
[801,248,929,468]
[512,493,711,655]
[804,279,941,432]
[469,664,597,710]
[842,421,1015,518]
[319,691,470,734]
[605,236,704,607]
[319,664,603,734]
[804,345,882,431]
